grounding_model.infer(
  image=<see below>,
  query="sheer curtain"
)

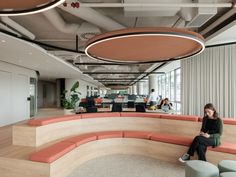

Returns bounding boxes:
[181,44,236,118]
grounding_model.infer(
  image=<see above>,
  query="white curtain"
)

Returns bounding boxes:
[181,44,236,118]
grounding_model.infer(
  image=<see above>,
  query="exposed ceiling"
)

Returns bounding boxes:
[0,0,236,88]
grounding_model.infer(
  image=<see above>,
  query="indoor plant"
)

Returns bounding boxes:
[61,81,81,114]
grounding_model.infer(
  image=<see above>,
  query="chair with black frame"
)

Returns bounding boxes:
[87,98,95,107]
[86,98,97,113]
[111,103,122,112]
[128,94,136,101]
[135,103,146,112]
[127,101,135,108]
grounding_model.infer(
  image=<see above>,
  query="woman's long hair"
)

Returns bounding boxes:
[204,103,219,118]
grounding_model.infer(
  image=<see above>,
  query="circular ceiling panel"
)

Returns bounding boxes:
[85,27,205,63]
[0,0,65,16]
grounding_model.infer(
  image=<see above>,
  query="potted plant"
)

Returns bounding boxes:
[61,81,81,115]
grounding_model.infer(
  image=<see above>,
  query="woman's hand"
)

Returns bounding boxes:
[199,132,210,138]
[199,132,204,136]
[202,133,210,138]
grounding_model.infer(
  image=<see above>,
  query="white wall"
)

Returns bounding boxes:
[0,61,37,126]
[157,60,181,73]
[181,44,236,118]
[65,78,98,100]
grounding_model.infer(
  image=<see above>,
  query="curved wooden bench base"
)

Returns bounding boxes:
[2,138,236,177]
[13,118,200,147]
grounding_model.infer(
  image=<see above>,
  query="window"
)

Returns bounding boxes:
[90,86,93,96]
[157,68,181,113]
[87,85,89,96]
[170,71,175,101]
[175,69,181,102]
[161,75,165,97]
[165,73,170,99]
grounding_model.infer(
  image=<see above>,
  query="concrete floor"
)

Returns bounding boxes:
[68,154,185,177]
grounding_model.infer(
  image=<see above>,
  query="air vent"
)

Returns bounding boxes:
[124,0,181,17]
[185,6,217,27]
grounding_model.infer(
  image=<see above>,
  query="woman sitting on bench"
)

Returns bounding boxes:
[179,103,223,162]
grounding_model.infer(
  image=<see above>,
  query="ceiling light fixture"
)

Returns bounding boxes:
[0,0,65,16]
[85,27,205,63]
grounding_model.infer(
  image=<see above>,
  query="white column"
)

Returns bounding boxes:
[98,87,101,95]
[148,74,158,93]
[132,84,137,95]
[143,80,149,95]
[104,89,107,94]
[137,82,144,95]
[128,86,132,94]
[127,87,130,94]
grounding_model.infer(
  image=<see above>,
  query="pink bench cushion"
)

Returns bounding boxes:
[160,114,199,122]
[65,133,97,146]
[28,115,81,126]
[29,131,236,164]
[222,118,236,125]
[123,131,152,139]
[29,141,76,163]
[150,133,192,146]
[150,133,236,155]
[97,131,123,140]
[81,112,120,119]
[209,142,236,154]
[120,112,162,118]
[199,117,236,125]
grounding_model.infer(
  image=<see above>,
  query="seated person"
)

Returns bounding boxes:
[159,98,173,111]
[147,89,159,109]
[179,103,223,162]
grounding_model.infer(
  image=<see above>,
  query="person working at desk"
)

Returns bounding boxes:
[147,89,159,109]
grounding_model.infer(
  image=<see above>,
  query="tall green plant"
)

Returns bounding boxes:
[61,81,81,109]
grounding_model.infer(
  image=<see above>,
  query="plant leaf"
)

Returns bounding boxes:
[70,81,79,92]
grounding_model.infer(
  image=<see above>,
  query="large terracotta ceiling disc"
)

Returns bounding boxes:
[0,0,65,16]
[85,27,205,63]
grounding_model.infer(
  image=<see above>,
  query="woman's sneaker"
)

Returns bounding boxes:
[178,154,190,163]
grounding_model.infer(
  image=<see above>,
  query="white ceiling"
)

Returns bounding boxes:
[0,32,103,86]
[206,20,236,46]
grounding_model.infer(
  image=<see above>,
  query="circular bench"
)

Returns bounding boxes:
[218,160,236,173]
[185,160,219,177]
[220,172,236,177]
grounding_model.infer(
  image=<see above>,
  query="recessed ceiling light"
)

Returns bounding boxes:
[29,52,33,55]
[1,40,6,43]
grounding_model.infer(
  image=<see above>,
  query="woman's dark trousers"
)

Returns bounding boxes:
[187,135,215,161]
